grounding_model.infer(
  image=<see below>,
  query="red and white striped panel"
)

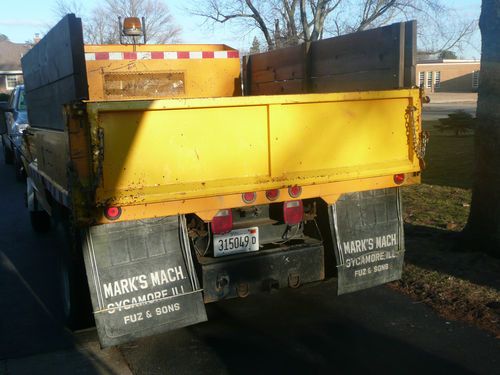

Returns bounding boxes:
[85,51,239,61]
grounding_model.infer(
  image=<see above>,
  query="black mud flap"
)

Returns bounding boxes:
[329,188,405,295]
[82,216,207,347]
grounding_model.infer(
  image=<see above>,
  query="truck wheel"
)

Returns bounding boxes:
[54,206,94,330]
[58,245,94,330]
[30,210,51,232]
[3,145,13,164]
[14,153,25,181]
[27,177,51,232]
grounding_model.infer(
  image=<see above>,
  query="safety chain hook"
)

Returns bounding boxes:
[405,105,429,169]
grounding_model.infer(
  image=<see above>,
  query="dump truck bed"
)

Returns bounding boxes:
[18,15,425,348]
[21,14,422,225]
[86,89,421,208]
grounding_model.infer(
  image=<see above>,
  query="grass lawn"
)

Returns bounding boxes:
[393,120,500,337]
[421,120,474,189]
[403,120,474,231]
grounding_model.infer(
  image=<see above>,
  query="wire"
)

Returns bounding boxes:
[312,218,324,244]
[192,225,211,258]
[179,215,199,290]
[271,223,302,245]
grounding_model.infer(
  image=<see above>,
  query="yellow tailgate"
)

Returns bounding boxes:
[87,89,422,206]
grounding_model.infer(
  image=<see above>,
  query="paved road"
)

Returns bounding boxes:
[0,161,130,374]
[0,154,498,375]
[422,102,476,121]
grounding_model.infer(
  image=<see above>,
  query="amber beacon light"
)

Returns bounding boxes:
[122,17,143,36]
[119,16,146,44]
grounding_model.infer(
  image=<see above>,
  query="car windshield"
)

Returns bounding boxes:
[17,88,26,111]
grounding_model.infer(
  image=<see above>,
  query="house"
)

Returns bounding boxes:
[0,36,31,94]
[416,59,480,93]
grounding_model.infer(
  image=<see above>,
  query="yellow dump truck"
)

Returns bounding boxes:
[21,15,425,347]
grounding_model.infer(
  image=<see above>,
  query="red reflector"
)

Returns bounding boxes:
[211,209,233,234]
[265,189,280,201]
[394,173,405,185]
[288,186,302,198]
[104,206,122,220]
[283,200,303,225]
[242,192,256,204]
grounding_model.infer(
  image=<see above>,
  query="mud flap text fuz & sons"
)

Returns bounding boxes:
[83,216,207,347]
[329,188,405,295]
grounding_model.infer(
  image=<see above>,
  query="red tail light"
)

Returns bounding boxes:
[288,186,302,198]
[265,189,280,201]
[393,173,405,185]
[283,200,303,225]
[211,209,233,234]
[104,206,122,220]
[242,192,257,204]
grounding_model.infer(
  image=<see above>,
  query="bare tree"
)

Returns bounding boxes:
[85,7,118,44]
[249,36,261,54]
[466,0,500,257]
[190,1,274,49]
[299,0,341,43]
[53,0,181,44]
[189,0,477,52]
[53,0,84,18]
[341,1,478,54]
[189,0,340,49]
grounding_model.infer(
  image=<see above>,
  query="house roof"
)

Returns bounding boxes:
[0,39,31,71]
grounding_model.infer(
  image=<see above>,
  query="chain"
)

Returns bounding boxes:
[406,105,429,163]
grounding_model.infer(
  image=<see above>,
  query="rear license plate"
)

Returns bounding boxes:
[213,227,259,257]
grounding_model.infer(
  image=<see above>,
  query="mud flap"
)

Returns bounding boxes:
[82,216,207,347]
[329,188,405,295]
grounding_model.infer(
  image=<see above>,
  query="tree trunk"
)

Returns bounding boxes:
[466,0,500,257]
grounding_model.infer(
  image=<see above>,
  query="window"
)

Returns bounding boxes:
[434,71,441,88]
[472,70,480,88]
[5,75,20,90]
[426,71,433,88]
[419,71,425,87]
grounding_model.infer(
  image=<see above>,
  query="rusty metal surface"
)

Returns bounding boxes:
[199,240,324,303]
[103,71,185,99]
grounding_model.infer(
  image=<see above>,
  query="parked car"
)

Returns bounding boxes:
[1,85,28,179]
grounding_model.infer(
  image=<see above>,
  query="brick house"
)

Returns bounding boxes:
[0,36,31,94]
[416,59,480,93]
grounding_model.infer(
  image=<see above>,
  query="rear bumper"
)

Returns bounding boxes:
[199,239,324,303]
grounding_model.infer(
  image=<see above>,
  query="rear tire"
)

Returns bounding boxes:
[14,152,25,181]
[3,144,13,164]
[27,177,51,232]
[53,205,94,330]
[30,210,51,232]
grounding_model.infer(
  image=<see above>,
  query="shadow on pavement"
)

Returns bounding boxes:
[404,224,500,291]
[0,159,126,374]
[120,281,499,375]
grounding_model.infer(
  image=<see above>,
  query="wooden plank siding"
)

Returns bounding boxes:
[21,14,88,130]
[244,21,416,95]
